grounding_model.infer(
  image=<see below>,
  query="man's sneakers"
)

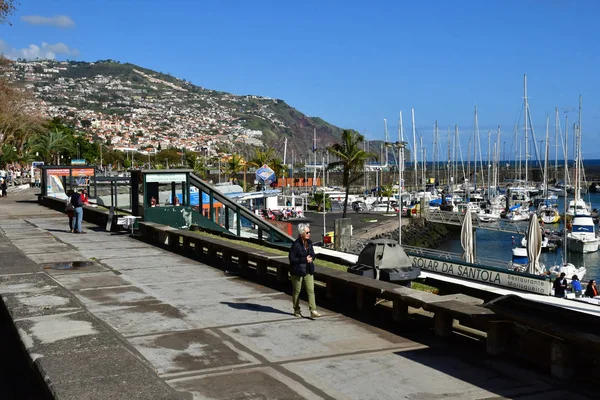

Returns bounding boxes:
[294,310,302,318]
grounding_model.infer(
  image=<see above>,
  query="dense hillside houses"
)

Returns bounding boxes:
[4,59,337,156]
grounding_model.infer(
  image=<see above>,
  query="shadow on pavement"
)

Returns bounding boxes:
[220,301,292,316]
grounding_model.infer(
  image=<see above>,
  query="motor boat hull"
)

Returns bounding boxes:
[566,236,600,254]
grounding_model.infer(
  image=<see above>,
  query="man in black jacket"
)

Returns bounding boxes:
[288,223,321,318]
[553,272,567,298]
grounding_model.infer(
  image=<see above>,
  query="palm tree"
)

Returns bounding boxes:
[380,184,394,213]
[270,157,287,187]
[312,191,331,212]
[247,148,275,169]
[327,129,377,218]
[224,154,245,184]
[29,128,73,165]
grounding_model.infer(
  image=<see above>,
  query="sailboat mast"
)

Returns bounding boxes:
[576,95,583,203]
[473,106,478,193]
[434,121,439,186]
[313,128,317,188]
[487,130,491,199]
[496,125,501,194]
[554,107,559,180]
[565,116,569,185]
[524,74,529,189]
[384,118,389,167]
[544,115,549,199]
[412,109,417,191]
[447,126,451,189]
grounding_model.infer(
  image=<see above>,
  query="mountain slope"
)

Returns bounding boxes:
[7,59,344,156]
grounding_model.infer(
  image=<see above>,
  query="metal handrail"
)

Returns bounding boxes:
[427,209,529,235]
[188,173,295,245]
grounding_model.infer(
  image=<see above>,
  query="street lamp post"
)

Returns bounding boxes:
[386,141,408,245]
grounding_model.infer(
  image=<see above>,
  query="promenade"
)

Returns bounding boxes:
[0,188,592,399]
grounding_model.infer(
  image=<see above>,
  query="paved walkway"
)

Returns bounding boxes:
[0,189,592,399]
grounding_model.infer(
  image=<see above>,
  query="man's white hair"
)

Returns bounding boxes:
[297,223,310,236]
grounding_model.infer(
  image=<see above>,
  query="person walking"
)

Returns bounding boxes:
[553,272,567,298]
[65,190,75,232]
[571,275,583,298]
[0,178,7,198]
[288,223,321,318]
[585,279,598,298]
[71,189,86,234]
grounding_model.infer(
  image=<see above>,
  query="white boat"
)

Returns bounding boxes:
[520,236,551,251]
[508,247,528,272]
[539,208,561,224]
[477,208,500,222]
[567,215,599,253]
[548,262,586,282]
[566,198,591,219]
[507,208,531,222]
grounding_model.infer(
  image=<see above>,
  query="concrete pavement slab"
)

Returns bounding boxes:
[103,256,201,271]
[128,329,260,375]
[119,262,226,285]
[93,302,194,337]
[142,278,279,308]
[283,349,548,400]
[75,240,155,251]
[80,247,168,260]
[51,271,131,291]
[221,315,416,363]
[27,252,89,264]
[20,244,73,255]
[43,262,110,276]
[15,310,125,356]
[74,285,162,311]
[48,370,182,400]
[0,273,81,319]
[177,293,297,328]
[168,368,318,400]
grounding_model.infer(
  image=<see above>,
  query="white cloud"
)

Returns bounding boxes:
[0,40,80,60]
[20,15,75,28]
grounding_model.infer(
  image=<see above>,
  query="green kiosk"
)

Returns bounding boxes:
[131,169,228,232]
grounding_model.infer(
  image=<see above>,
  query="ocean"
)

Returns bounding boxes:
[436,192,600,283]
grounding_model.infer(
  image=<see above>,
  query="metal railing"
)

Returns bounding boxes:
[427,209,529,235]
[402,244,510,270]
[188,173,295,245]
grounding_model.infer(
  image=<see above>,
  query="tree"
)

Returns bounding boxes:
[312,192,331,212]
[327,129,377,218]
[0,0,17,25]
[29,129,74,165]
[247,147,275,169]
[224,154,245,184]
[270,157,287,186]
[380,184,394,213]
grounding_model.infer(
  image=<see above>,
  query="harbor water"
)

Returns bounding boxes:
[436,192,600,283]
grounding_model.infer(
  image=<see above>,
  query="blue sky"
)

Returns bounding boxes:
[2,0,600,159]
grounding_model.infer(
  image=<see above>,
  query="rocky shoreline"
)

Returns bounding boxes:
[344,218,450,254]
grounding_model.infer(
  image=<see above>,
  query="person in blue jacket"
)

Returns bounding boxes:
[288,223,321,318]
[571,275,583,298]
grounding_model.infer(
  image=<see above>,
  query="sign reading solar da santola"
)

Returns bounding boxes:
[408,255,552,295]
[255,164,276,185]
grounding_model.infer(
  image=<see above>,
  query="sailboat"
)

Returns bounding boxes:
[565,97,599,253]
[537,115,561,224]
[548,121,587,278]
